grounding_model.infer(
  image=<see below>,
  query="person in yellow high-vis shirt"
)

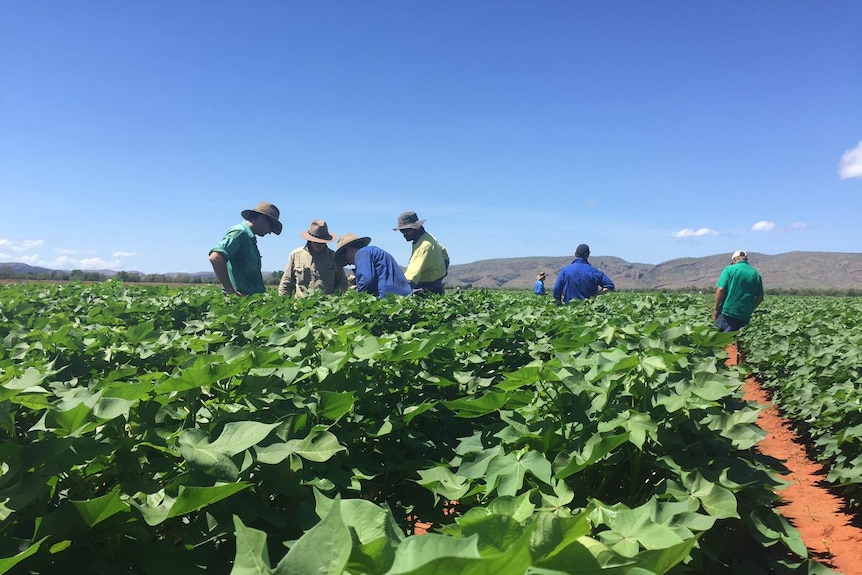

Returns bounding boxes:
[393,211,449,294]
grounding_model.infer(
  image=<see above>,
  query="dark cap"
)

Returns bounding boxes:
[575,244,590,257]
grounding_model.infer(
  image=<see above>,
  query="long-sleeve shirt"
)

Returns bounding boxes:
[534,280,546,295]
[278,245,348,297]
[404,232,448,284]
[209,223,265,295]
[354,245,412,298]
[552,258,615,303]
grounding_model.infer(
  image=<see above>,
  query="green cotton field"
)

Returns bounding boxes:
[0,282,850,575]
[740,296,862,495]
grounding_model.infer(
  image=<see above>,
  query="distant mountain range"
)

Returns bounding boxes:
[3,251,862,291]
[443,251,862,291]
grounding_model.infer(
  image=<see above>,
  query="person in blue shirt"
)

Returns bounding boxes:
[334,233,413,298]
[553,244,615,304]
[534,272,547,295]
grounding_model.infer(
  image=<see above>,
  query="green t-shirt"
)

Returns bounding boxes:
[210,223,265,295]
[716,261,763,322]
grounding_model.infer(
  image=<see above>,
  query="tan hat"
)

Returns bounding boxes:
[335,233,372,266]
[537,272,546,280]
[241,202,282,235]
[300,220,336,243]
[732,250,748,261]
[393,211,426,230]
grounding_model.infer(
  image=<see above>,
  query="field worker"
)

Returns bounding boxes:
[334,234,412,298]
[553,244,615,304]
[534,272,547,295]
[713,250,764,332]
[393,211,449,294]
[209,201,282,296]
[278,220,348,297]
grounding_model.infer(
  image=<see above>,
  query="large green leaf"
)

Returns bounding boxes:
[0,537,48,575]
[208,421,281,456]
[131,483,251,526]
[254,430,346,464]
[276,496,351,575]
[231,516,274,575]
[70,487,130,527]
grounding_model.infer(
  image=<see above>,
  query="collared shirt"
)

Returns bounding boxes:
[552,258,615,303]
[716,261,763,322]
[278,244,349,297]
[405,231,448,284]
[355,245,412,298]
[209,222,265,295]
[534,280,546,295]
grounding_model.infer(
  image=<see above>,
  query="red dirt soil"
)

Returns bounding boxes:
[730,345,862,575]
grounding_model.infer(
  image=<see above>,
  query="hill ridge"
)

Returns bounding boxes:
[445,251,862,291]
[3,250,862,291]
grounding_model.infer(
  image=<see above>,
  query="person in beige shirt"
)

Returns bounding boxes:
[278,220,349,297]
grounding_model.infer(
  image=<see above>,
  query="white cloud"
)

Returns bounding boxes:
[47,256,121,270]
[0,239,44,252]
[671,227,718,238]
[789,221,809,230]
[0,242,128,271]
[752,221,776,232]
[78,257,120,270]
[838,140,862,179]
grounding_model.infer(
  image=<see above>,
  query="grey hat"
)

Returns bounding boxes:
[393,211,426,230]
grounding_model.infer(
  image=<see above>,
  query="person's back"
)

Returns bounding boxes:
[716,253,763,324]
[552,244,614,304]
[534,272,546,295]
[355,245,412,297]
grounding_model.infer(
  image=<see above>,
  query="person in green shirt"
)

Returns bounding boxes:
[713,250,764,332]
[209,202,282,296]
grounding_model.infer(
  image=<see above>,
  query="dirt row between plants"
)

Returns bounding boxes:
[730,346,862,575]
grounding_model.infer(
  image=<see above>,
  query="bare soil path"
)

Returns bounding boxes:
[730,346,862,575]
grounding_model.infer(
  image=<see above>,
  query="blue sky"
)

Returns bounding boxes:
[2,1,860,274]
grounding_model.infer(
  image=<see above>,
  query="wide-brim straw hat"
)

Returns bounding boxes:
[537,272,546,280]
[335,233,371,266]
[241,202,283,235]
[300,220,337,243]
[393,211,426,230]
